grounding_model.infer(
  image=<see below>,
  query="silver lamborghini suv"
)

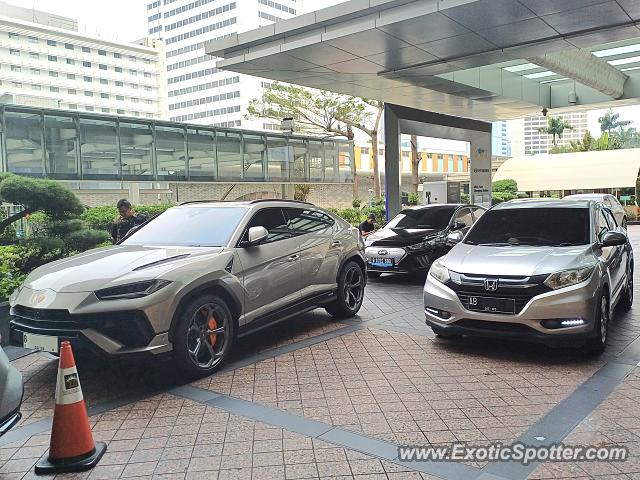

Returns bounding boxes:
[9,200,367,375]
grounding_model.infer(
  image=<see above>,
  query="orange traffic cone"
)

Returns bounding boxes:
[35,341,106,474]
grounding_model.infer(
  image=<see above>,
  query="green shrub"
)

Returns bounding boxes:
[336,208,363,226]
[492,191,517,205]
[352,198,361,208]
[492,179,518,195]
[65,229,111,252]
[407,193,419,206]
[81,204,173,232]
[461,193,470,204]
[0,245,27,301]
[363,205,386,225]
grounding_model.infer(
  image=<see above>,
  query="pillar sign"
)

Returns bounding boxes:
[470,144,492,208]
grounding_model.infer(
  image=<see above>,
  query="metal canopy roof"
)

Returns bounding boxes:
[493,149,640,191]
[207,0,640,121]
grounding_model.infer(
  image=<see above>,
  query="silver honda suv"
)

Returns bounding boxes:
[424,199,633,352]
[9,200,367,375]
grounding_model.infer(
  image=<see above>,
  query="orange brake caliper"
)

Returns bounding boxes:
[207,315,218,347]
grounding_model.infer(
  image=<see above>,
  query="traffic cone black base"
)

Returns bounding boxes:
[35,441,107,474]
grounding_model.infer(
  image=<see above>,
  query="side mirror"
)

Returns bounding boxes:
[244,226,269,247]
[452,221,466,231]
[600,231,626,247]
[447,230,464,245]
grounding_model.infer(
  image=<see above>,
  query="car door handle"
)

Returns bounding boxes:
[331,240,342,247]
[287,254,299,262]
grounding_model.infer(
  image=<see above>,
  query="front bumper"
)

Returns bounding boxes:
[8,286,176,358]
[365,247,432,274]
[423,273,599,347]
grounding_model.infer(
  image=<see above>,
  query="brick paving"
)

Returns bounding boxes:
[2,227,640,479]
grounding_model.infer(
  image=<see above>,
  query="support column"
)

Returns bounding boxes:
[469,132,492,209]
[383,104,401,221]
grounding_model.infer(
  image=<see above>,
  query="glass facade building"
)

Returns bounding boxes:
[0,105,354,183]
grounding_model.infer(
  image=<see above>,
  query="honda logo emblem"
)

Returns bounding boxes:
[378,249,388,256]
[484,279,498,291]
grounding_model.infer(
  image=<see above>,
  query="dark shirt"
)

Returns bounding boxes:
[111,213,147,243]
[359,220,374,234]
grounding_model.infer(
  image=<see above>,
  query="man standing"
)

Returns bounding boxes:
[111,199,147,244]
[359,213,376,238]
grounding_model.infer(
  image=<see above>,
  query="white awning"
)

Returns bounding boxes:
[493,149,640,191]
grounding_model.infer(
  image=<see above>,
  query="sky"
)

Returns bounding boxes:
[15,0,148,42]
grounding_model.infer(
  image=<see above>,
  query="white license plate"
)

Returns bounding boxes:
[23,332,59,353]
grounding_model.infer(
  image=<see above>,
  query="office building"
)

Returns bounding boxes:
[492,121,511,157]
[0,2,168,120]
[524,112,588,155]
[147,0,298,129]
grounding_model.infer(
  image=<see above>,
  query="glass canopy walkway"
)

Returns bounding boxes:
[0,105,354,184]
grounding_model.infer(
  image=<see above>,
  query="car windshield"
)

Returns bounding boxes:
[464,207,591,246]
[385,206,456,230]
[122,206,247,247]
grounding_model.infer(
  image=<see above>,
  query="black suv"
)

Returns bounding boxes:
[365,204,486,276]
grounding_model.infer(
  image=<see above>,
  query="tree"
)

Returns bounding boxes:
[0,174,84,234]
[409,135,420,195]
[247,83,384,197]
[538,116,574,146]
[598,109,631,135]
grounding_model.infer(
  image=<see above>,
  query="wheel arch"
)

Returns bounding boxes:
[337,252,366,283]
[169,281,241,343]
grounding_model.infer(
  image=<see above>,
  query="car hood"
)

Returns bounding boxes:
[22,245,225,293]
[441,244,595,277]
[366,228,442,247]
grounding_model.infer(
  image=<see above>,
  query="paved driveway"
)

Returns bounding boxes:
[2,227,640,479]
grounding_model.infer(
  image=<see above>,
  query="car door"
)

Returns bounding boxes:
[608,195,626,227]
[596,207,624,297]
[602,207,627,296]
[235,207,302,323]
[284,207,340,299]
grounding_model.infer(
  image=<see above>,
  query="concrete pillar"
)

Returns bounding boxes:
[383,104,401,221]
[127,183,141,204]
[469,133,492,209]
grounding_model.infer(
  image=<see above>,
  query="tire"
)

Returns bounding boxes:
[173,294,235,377]
[587,292,609,354]
[618,262,634,311]
[367,272,382,279]
[326,260,365,318]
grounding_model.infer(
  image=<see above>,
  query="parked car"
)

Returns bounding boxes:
[9,200,367,376]
[563,193,627,228]
[424,199,632,352]
[365,204,486,277]
[0,344,23,437]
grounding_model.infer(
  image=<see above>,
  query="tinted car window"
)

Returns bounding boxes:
[245,208,291,244]
[286,208,335,236]
[603,208,617,228]
[123,206,247,247]
[453,208,473,228]
[471,207,485,221]
[465,208,591,246]
[385,206,456,230]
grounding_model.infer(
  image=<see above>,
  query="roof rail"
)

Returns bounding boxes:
[248,198,314,206]
[179,200,229,206]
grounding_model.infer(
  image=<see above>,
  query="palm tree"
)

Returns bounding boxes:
[538,116,574,146]
[598,109,631,135]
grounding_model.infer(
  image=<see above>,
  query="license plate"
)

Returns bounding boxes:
[467,296,515,314]
[369,257,394,268]
[22,332,58,353]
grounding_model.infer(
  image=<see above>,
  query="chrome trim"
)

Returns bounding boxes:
[450,271,539,288]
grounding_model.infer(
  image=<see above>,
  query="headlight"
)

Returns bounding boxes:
[429,259,450,284]
[406,241,432,252]
[95,280,172,300]
[543,265,595,290]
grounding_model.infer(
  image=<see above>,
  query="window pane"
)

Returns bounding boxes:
[155,126,186,179]
[119,122,153,179]
[338,141,353,182]
[79,117,119,179]
[323,141,337,181]
[44,114,78,178]
[187,128,215,179]
[309,140,324,182]
[289,138,307,182]
[266,136,289,182]
[216,132,241,180]
[286,208,335,236]
[5,111,43,175]
[245,208,290,244]
[243,134,265,180]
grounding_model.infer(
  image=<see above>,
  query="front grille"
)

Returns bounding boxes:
[455,319,537,333]
[447,280,552,315]
[11,306,155,348]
